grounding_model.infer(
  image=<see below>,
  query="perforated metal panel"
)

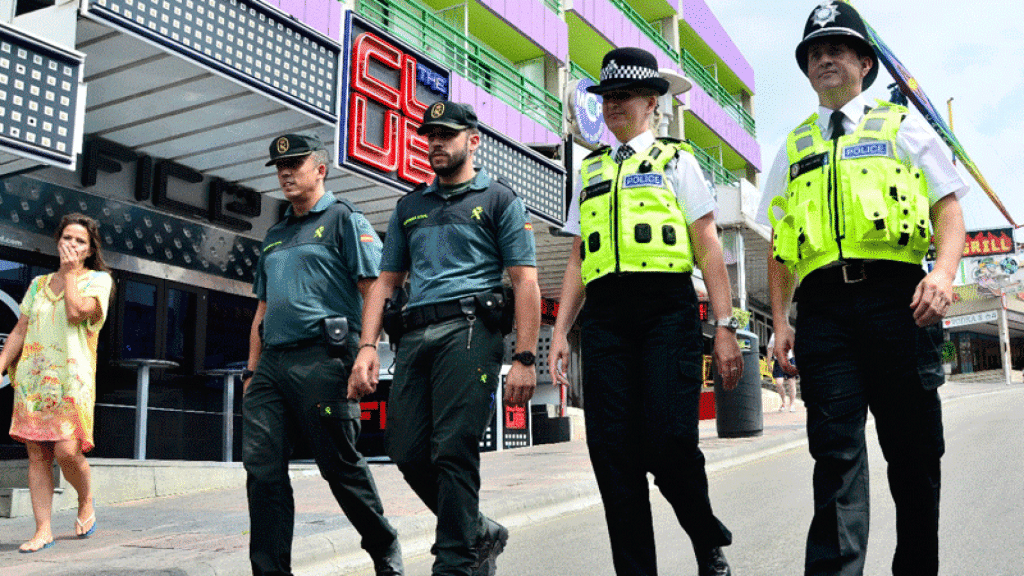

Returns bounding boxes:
[0,23,85,170]
[0,175,261,283]
[83,0,339,120]
[476,125,565,227]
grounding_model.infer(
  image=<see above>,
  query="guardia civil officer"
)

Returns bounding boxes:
[350,101,541,576]
[549,47,742,576]
[242,134,403,576]
[758,3,967,575]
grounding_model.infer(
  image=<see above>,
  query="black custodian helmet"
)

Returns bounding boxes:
[795,1,879,89]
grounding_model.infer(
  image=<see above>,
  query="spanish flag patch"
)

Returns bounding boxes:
[524,223,533,231]
[360,234,375,243]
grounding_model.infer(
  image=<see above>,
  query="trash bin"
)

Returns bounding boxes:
[714,330,763,438]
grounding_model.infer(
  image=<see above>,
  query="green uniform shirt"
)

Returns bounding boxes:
[254,192,382,346]
[381,169,536,308]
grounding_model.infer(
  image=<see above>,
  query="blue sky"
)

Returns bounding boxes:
[714,0,1024,235]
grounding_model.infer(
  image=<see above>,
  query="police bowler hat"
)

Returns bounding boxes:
[417,101,479,134]
[796,1,879,89]
[587,48,670,96]
[265,133,326,167]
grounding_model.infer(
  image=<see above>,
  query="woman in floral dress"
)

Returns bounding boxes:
[0,213,113,553]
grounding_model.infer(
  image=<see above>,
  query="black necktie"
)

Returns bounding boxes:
[614,144,635,164]
[829,110,846,140]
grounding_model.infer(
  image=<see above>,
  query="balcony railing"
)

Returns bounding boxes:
[543,0,562,15]
[569,61,597,83]
[680,50,756,135]
[689,142,739,187]
[358,0,563,134]
[606,0,755,136]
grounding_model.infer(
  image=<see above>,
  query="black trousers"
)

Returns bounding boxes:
[385,317,504,576]
[796,266,944,576]
[243,341,398,576]
[580,273,732,576]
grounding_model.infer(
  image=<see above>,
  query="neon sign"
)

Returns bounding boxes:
[338,14,449,191]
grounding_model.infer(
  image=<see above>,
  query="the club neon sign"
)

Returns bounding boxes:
[340,15,449,190]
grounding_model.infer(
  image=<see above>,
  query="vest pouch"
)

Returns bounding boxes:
[772,213,799,263]
[908,193,931,252]
[850,187,890,244]
[793,198,826,254]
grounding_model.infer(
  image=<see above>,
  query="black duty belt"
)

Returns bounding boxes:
[802,259,922,287]
[403,297,476,332]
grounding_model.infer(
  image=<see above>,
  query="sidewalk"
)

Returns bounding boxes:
[0,380,1010,576]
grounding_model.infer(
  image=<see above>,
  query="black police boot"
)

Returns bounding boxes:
[470,518,509,576]
[370,539,405,576]
[696,546,731,576]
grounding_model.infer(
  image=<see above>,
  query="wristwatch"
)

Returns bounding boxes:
[713,317,740,332]
[511,351,536,366]
[242,368,255,380]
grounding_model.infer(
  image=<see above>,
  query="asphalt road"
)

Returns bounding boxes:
[372,387,1024,576]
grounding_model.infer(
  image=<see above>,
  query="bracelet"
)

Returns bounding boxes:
[359,343,378,350]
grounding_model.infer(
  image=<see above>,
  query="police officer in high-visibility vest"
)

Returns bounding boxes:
[757,3,967,575]
[550,47,742,576]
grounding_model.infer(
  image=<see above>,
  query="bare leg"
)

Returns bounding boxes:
[774,377,787,410]
[20,441,55,551]
[786,377,798,411]
[53,439,94,535]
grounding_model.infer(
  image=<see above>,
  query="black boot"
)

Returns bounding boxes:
[696,546,731,576]
[371,539,404,576]
[470,518,509,576]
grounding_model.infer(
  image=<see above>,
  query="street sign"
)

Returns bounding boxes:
[942,310,998,329]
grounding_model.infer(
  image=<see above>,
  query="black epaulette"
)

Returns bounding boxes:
[584,145,611,160]
[493,175,518,197]
[410,181,430,194]
[335,197,359,214]
[657,136,684,145]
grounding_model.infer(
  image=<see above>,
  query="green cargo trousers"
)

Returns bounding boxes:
[385,317,503,576]
[243,341,398,576]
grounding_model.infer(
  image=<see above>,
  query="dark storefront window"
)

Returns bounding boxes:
[0,254,57,458]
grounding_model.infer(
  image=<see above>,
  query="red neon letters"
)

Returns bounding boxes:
[349,32,433,185]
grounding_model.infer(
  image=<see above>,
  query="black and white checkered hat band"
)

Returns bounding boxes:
[600,64,660,83]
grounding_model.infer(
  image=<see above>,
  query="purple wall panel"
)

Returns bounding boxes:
[328,1,342,40]
[277,0,305,19]
[478,0,569,63]
[679,0,754,91]
[451,74,559,145]
[303,0,330,36]
[687,85,760,170]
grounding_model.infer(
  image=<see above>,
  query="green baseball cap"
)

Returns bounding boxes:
[417,101,478,134]
[265,133,326,167]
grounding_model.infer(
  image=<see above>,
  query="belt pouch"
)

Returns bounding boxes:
[322,316,349,358]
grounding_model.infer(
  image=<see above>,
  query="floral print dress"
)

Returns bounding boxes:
[9,271,113,452]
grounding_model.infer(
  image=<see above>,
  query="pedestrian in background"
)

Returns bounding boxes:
[759,3,967,574]
[549,47,742,576]
[351,100,541,576]
[767,332,799,412]
[242,134,403,576]
[0,213,113,552]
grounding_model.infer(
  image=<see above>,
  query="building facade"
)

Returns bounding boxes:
[0,0,758,460]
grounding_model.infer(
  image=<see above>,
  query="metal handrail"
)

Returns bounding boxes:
[358,0,563,134]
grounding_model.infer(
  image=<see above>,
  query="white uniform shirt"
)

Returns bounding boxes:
[756,94,969,227]
[563,131,716,236]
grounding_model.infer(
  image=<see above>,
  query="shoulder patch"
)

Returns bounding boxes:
[584,145,611,160]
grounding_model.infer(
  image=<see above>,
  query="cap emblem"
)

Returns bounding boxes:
[430,102,445,118]
[276,137,289,154]
[812,1,840,28]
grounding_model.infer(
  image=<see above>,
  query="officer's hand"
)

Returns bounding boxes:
[774,323,798,376]
[505,363,537,407]
[715,328,744,391]
[348,346,380,399]
[548,333,571,389]
[911,270,954,327]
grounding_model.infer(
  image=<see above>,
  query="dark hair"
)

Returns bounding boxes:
[54,213,110,273]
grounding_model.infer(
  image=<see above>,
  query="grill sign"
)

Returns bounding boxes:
[338,14,449,191]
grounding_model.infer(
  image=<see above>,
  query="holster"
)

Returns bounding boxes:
[322,316,349,359]
[382,286,408,347]
[476,286,515,335]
